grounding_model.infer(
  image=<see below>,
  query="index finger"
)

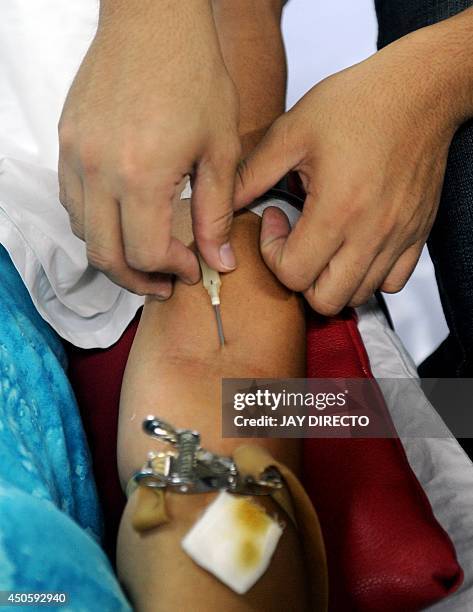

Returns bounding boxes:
[120,183,200,284]
[234,115,301,210]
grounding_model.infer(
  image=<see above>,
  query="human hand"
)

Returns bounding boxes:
[59,1,240,299]
[235,29,463,315]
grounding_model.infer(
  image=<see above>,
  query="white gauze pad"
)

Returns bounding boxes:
[181,491,283,594]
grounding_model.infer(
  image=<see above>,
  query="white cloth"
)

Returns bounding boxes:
[0,157,144,348]
[0,0,145,348]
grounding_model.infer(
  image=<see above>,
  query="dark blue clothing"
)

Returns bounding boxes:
[376,0,473,376]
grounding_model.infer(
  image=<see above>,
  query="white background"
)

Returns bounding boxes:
[283,0,449,365]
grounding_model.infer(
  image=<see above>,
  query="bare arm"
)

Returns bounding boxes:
[117,205,309,612]
[115,5,312,610]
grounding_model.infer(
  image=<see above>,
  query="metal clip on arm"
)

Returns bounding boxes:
[133,416,283,495]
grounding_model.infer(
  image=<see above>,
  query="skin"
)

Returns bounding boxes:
[116,0,291,479]
[115,4,311,610]
[211,0,287,153]
[58,0,240,298]
[235,8,473,315]
[118,205,305,479]
[117,205,309,611]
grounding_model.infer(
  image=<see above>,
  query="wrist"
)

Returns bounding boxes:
[403,9,473,128]
[98,0,214,34]
[100,0,211,18]
[96,0,225,70]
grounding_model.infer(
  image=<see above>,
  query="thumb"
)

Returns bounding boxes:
[259,206,292,278]
[191,152,238,273]
[234,115,300,210]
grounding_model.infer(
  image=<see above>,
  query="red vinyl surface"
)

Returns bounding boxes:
[303,308,463,611]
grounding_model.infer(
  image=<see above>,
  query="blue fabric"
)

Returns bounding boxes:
[0,246,131,611]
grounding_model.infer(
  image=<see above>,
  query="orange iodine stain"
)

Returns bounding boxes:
[238,539,261,569]
[234,497,271,533]
[233,498,272,570]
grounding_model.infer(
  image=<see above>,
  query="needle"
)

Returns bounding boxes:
[198,254,225,347]
[214,304,225,346]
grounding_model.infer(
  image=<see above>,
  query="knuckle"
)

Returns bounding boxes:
[378,218,396,241]
[350,281,379,308]
[334,188,371,227]
[58,123,75,154]
[310,293,345,317]
[116,146,156,191]
[276,265,310,292]
[265,248,311,292]
[350,291,373,308]
[124,246,167,273]
[70,220,85,240]
[193,207,233,243]
[379,205,403,237]
[65,203,83,226]
[86,246,119,273]
[259,241,304,290]
[382,278,407,294]
[339,196,364,224]
[262,248,305,291]
[116,160,142,191]
[80,144,101,177]
[413,225,427,243]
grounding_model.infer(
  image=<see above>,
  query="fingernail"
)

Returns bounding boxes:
[219,242,236,270]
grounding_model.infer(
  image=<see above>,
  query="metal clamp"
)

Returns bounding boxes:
[133,416,283,495]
